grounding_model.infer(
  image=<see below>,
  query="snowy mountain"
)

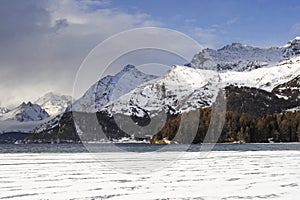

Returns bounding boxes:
[0,102,49,122]
[0,92,73,134]
[70,64,158,112]
[101,55,300,117]
[101,65,220,117]
[189,37,300,72]
[0,107,9,117]
[0,102,50,134]
[221,56,300,92]
[32,113,62,135]
[34,92,73,116]
[283,37,300,58]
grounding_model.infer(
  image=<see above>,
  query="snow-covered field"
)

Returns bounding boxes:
[1,151,300,200]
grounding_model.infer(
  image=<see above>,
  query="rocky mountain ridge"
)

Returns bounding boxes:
[189,37,300,72]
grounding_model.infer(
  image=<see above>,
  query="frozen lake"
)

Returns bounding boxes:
[1,144,300,199]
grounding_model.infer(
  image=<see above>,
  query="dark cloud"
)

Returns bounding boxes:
[0,0,161,107]
[0,0,50,43]
[52,19,69,32]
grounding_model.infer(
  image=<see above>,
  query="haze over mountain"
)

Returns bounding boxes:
[0,93,73,134]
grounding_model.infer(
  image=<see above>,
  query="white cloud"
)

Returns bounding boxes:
[47,0,161,31]
[0,0,162,107]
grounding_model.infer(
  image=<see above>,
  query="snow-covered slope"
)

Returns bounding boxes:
[70,64,158,112]
[0,102,50,133]
[189,37,300,72]
[0,107,9,117]
[101,65,220,116]
[101,55,300,117]
[0,93,72,134]
[221,56,300,92]
[0,102,49,122]
[34,92,73,116]
[33,113,62,134]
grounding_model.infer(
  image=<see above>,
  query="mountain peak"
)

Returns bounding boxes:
[167,65,190,74]
[291,36,300,42]
[122,64,136,71]
[71,64,158,113]
[38,92,71,100]
[229,42,245,47]
[1,102,49,122]
[101,65,220,117]
[284,36,300,47]
[113,64,141,78]
[283,37,300,58]
[0,107,9,116]
[20,102,32,107]
[42,92,58,98]
[34,92,73,116]
[189,41,284,72]
[219,42,249,51]
[164,65,217,86]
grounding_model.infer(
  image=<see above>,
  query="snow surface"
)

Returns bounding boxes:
[1,151,300,200]
[285,106,300,112]
[34,92,73,116]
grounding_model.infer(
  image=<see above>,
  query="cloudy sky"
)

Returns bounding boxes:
[1,0,300,107]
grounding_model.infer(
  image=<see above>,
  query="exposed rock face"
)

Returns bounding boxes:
[272,76,300,102]
[283,37,300,59]
[225,85,296,118]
